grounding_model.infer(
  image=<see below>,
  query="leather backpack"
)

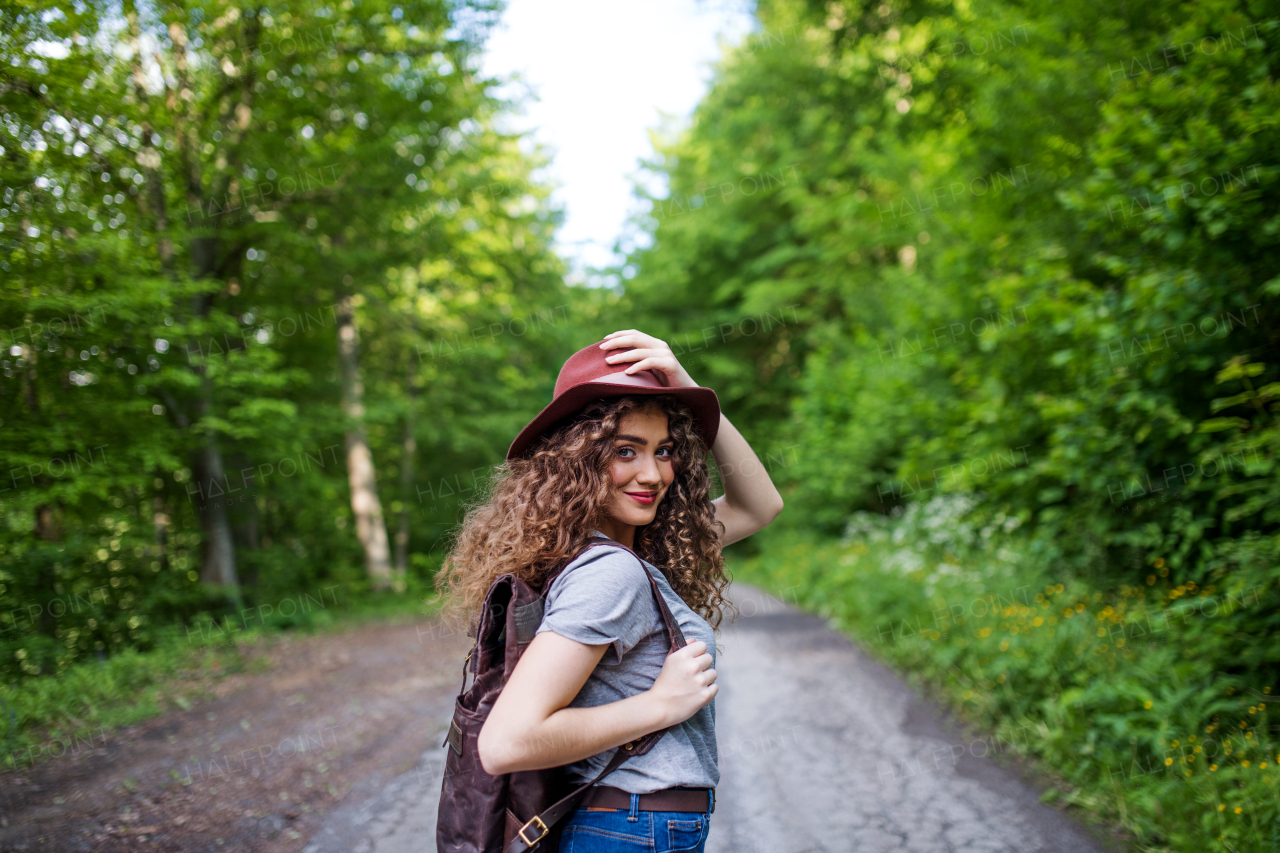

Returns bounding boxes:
[436,535,688,853]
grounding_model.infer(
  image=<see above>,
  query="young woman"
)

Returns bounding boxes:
[436,329,784,852]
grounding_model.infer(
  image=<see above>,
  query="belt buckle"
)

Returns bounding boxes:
[518,815,548,846]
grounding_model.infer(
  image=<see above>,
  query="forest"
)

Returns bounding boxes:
[2,0,1277,849]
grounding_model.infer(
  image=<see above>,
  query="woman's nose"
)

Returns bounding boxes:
[638,452,662,485]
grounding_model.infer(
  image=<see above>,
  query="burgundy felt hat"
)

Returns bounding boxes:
[506,339,721,461]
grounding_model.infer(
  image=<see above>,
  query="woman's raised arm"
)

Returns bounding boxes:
[705,411,784,546]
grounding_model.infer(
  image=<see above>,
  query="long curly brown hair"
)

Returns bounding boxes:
[433,394,735,638]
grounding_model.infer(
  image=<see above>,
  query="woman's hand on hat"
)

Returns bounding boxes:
[600,330,698,389]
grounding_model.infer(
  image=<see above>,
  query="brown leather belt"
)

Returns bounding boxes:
[580,785,713,813]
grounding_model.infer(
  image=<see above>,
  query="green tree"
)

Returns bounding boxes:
[620,0,1278,669]
[0,0,577,678]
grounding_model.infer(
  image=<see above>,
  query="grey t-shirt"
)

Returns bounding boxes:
[536,532,719,793]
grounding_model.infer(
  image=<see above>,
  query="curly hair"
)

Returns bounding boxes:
[432,394,736,639]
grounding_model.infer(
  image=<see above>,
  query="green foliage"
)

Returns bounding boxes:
[0,0,586,684]
[620,0,1278,577]
[616,0,1280,686]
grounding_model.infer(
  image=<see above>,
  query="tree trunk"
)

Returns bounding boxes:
[337,294,394,591]
[153,494,170,574]
[194,431,239,588]
[189,239,240,593]
[34,504,58,542]
[34,504,60,637]
[393,359,417,592]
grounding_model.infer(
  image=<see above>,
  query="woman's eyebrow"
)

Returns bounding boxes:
[615,435,674,445]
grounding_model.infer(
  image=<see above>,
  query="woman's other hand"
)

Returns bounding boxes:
[599,330,700,389]
[648,638,718,727]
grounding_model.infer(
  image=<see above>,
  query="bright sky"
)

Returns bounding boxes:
[478,0,755,284]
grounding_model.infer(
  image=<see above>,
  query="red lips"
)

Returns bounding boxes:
[625,491,657,505]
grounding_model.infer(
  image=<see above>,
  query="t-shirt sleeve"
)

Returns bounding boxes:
[537,547,659,666]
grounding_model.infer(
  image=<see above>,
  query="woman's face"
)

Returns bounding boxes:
[604,406,675,530]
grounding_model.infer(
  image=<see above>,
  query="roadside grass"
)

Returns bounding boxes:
[732,500,1278,853]
[1,585,439,775]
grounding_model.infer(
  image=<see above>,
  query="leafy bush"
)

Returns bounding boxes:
[736,513,1278,850]
[0,632,248,773]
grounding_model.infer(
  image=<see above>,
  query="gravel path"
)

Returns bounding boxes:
[0,615,469,853]
[303,583,1112,853]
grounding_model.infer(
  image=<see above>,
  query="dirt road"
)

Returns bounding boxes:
[0,613,470,852]
[1,584,1114,853]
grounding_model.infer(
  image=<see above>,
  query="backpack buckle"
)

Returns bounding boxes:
[517,815,548,846]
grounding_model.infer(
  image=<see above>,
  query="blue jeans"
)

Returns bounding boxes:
[558,792,712,852]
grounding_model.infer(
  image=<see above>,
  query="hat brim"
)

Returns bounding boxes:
[506,372,721,461]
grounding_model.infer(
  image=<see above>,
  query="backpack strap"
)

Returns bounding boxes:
[579,535,687,649]
[504,535,692,853]
[505,736,655,853]
[539,536,687,653]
